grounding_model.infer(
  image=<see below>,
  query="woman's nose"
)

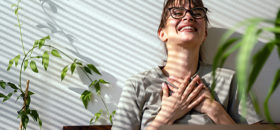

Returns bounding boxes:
[182,11,194,21]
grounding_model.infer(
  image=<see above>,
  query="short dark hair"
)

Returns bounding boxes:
[158,0,209,32]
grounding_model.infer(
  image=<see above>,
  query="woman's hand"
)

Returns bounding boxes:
[167,75,236,124]
[147,75,205,130]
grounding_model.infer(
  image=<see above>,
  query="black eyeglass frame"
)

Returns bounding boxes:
[168,7,208,19]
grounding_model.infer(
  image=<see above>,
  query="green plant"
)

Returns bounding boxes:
[0,0,115,129]
[211,9,280,122]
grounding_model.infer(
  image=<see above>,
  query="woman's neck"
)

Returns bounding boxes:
[162,46,199,79]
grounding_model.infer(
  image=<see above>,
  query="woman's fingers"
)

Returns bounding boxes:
[162,83,169,99]
[185,83,204,104]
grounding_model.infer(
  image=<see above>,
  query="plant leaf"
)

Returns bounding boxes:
[42,51,49,71]
[87,64,101,75]
[11,4,17,8]
[94,110,103,123]
[89,80,98,88]
[0,93,5,98]
[51,49,61,58]
[24,60,28,71]
[99,79,109,84]
[38,39,45,49]
[30,110,39,122]
[70,62,76,74]
[30,60,39,73]
[236,20,261,117]
[0,80,6,89]
[110,110,116,124]
[95,82,101,95]
[83,66,91,74]
[15,7,19,15]
[247,41,275,92]
[7,59,14,71]
[14,55,20,67]
[21,113,29,130]
[7,82,18,90]
[34,40,39,47]
[264,69,280,123]
[3,93,12,102]
[80,90,92,109]
[61,65,68,81]
[42,35,50,40]
[274,9,280,40]
[76,62,82,66]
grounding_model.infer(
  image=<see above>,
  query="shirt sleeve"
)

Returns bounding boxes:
[227,75,263,124]
[112,79,144,130]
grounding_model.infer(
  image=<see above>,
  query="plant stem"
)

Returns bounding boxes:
[19,80,29,130]
[80,68,111,120]
[15,0,25,55]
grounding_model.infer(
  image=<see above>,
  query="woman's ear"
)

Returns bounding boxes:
[158,28,168,42]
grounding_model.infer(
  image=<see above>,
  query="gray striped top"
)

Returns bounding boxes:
[112,62,262,130]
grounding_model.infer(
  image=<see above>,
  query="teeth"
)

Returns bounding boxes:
[180,26,195,31]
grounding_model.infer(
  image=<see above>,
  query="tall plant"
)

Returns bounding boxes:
[211,9,280,122]
[0,0,115,129]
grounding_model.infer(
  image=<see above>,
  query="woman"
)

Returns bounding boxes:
[112,0,262,129]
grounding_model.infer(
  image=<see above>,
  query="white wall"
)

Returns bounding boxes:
[0,0,279,129]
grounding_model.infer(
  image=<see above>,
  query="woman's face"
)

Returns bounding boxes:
[159,2,207,48]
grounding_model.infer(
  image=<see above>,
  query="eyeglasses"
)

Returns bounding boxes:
[168,7,208,19]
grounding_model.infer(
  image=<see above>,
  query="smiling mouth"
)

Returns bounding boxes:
[179,26,197,32]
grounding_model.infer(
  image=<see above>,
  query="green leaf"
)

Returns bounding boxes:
[80,90,92,109]
[89,116,94,125]
[14,55,20,67]
[95,82,101,95]
[61,65,68,81]
[70,62,76,74]
[15,8,19,15]
[0,80,6,89]
[247,41,275,92]
[3,93,12,102]
[39,119,42,129]
[89,80,98,88]
[76,62,82,66]
[11,4,17,8]
[83,66,91,74]
[42,51,49,71]
[99,79,109,84]
[7,59,14,71]
[110,110,116,124]
[51,49,61,58]
[42,35,50,40]
[30,110,39,122]
[34,40,39,47]
[21,113,29,130]
[38,39,45,49]
[274,9,280,39]
[0,93,5,98]
[264,69,280,123]
[30,60,39,73]
[87,64,101,75]
[211,37,240,95]
[7,82,18,90]
[24,60,28,71]
[94,110,103,123]
[236,20,261,117]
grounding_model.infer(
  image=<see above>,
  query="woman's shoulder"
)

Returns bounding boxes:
[125,66,163,88]
[199,62,235,79]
